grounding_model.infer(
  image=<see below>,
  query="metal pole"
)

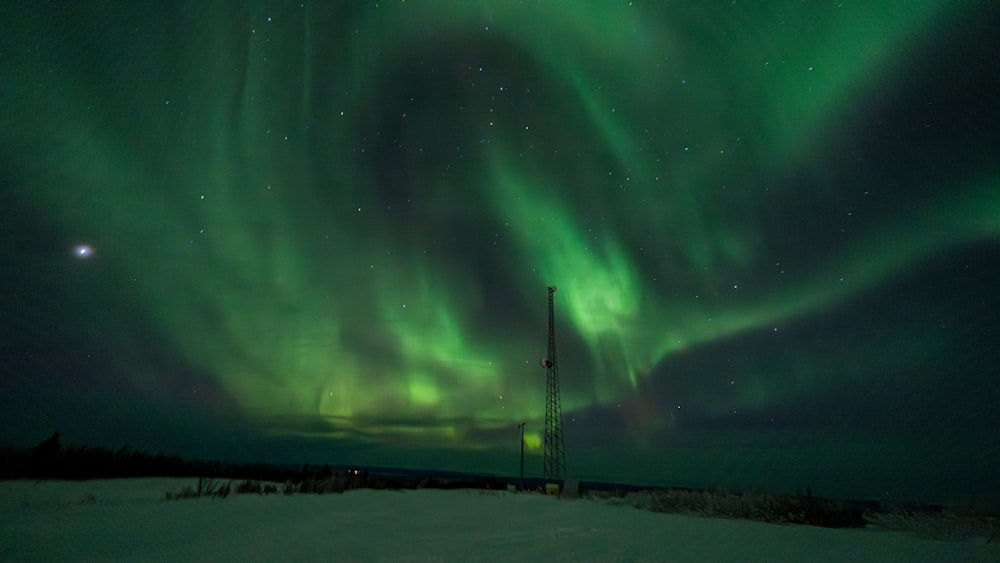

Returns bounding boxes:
[543,285,566,482]
[519,422,525,490]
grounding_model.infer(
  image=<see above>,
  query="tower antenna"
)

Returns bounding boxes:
[518,422,526,490]
[541,285,566,482]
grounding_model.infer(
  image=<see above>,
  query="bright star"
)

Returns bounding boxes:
[73,244,94,259]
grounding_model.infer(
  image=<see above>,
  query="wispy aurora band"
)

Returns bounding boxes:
[11,2,996,452]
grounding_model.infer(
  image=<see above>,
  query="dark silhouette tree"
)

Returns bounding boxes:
[24,431,62,477]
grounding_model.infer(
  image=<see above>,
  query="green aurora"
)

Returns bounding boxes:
[2,1,998,506]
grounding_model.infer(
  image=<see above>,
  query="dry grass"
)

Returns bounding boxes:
[612,487,1000,542]
[863,502,1000,542]
[618,488,857,527]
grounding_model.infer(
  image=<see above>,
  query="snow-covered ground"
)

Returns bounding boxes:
[1,478,996,561]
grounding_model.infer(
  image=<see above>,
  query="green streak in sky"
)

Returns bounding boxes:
[3,1,990,454]
[489,153,643,392]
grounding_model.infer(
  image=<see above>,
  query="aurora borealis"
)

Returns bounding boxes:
[2,1,998,506]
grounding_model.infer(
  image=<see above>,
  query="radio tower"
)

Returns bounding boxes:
[541,285,566,481]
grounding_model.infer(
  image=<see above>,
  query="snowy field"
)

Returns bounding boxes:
[1,478,997,561]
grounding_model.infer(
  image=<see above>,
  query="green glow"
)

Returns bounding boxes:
[3,0,991,462]
[490,156,641,333]
[523,432,542,452]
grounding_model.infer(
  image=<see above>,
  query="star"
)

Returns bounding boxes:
[72,244,94,259]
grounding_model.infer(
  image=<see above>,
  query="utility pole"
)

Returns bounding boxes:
[541,285,566,482]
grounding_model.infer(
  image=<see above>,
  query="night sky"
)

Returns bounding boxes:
[3,2,998,507]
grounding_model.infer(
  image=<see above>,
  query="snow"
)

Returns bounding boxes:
[1,478,997,561]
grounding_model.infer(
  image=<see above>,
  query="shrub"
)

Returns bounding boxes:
[237,480,265,494]
[165,478,230,500]
[623,487,866,528]
[863,503,1000,542]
